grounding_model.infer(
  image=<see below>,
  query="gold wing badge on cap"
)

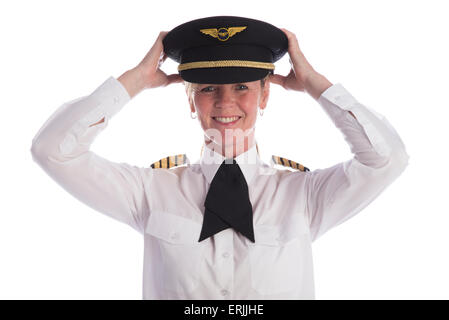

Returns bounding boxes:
[200,26,247,41]
[178,26,274,72]
[271,155,310,172]
[150,154,189,169]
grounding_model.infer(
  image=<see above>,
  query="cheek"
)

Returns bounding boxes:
[193,95,212,112]
[240,95,259,122]
[193,96,213,128]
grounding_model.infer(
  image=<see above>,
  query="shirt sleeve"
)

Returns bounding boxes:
[30,76,151,234]
[305,83,410,242]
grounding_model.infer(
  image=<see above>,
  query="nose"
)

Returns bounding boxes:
[215,87,235,108]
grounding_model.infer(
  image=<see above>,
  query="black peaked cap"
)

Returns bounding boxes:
[163,16,288,84]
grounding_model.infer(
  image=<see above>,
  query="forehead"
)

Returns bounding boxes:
[193,79,261,87]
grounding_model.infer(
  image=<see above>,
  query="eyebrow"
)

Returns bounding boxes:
[200,83,249,86]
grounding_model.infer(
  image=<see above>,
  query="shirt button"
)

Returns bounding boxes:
[171,232,179,240]
[113,96,120,104]
[220,289,229,296]
[222,252,229,258]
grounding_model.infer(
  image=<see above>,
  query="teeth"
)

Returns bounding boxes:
[214,116,240,123]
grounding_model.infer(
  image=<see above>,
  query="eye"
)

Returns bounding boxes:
[201,86,215,92]
[236,84,248,90]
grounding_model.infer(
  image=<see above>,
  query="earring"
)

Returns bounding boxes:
[191,111,197,119]
[259,108,264,117]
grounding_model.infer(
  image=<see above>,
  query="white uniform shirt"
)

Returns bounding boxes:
[31,76,410,299]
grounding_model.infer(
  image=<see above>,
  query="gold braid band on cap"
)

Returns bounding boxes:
[178,60,275,71]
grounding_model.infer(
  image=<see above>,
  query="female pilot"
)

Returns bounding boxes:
[31,16,409,299]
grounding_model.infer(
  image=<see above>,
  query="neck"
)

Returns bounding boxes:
[204,131,256,159]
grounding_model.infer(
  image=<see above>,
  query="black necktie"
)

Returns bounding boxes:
[199,158,255,243]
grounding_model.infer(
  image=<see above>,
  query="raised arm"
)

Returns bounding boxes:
[305,84,409,241]
[30,31,182,233]
[271,28,409,241]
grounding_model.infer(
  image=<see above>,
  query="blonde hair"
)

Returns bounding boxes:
[184,81,196,105]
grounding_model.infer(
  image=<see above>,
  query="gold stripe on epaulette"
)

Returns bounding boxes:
[271,155,310,172]
[161,157,168,168]
[150,154,188,169]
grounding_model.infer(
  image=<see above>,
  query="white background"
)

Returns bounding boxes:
[1,0,448,299]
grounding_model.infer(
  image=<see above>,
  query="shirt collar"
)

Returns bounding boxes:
[199,142,262,185]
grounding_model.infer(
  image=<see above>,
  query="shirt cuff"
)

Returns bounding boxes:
[59,77,131,156]
[82,76,131,126]
[319,83,358,108]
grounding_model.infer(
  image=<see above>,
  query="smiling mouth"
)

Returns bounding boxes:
[212,116,242,124]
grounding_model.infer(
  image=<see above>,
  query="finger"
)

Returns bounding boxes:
[280,28,289,36]
[157,31,169,50]
[280,28,300,52]
[151,32,166,51]
[156,30,171,59]
[166,74,183,85]
[280,28,296,41]
[154,31,168,48]
[280,28,294,42]
[159,31,169,39]
[269,73,286,86]
[151,31,169,56]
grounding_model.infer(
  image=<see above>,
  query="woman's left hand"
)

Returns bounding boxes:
[270,28,317,92]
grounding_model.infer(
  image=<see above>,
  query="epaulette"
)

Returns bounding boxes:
[271,155,310,172]
[150,154,189,169]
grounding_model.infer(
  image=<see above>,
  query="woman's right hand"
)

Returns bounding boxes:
[118,31,182,98]
[136,31,182,89]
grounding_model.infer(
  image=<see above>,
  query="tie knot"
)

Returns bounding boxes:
[217,158,241,183]
[223,158,236,165]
